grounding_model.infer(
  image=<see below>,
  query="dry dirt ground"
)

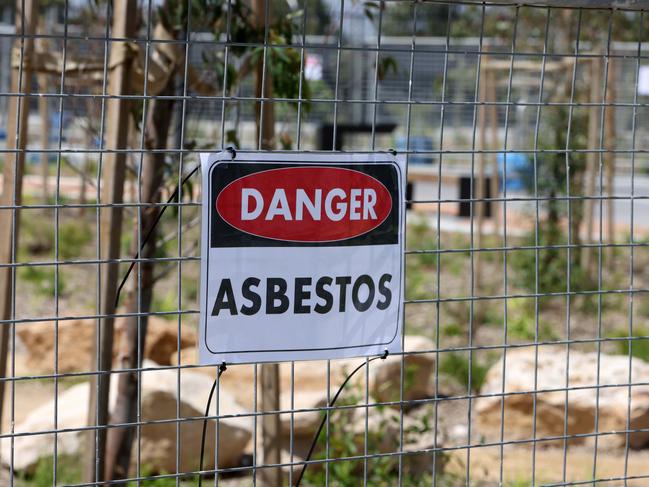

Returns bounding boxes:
[446,446,649,486]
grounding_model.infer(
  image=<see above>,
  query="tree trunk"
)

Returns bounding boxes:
[0,0,38,434]
[605,57,616,264]
[104,79,174,480]
[37,73,50,201]
[582,57,601,277]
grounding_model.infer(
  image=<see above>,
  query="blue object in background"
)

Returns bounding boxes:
[394,135,435,164]
[498,152,531,192]
[49,111,72,144]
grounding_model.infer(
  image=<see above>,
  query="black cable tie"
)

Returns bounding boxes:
[219,362,227,374]
[381,349,389,360]
[226,146,237,159]
[388,148,397,156]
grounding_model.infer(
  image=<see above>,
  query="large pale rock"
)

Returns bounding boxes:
[369,335,436,404]
[17,317,196,373]
[0,382,88,472]
[135,362,252,473]
[476,348,649,449]
[0,362,251,474]
[171,347,353,437]
[174,337,436,438]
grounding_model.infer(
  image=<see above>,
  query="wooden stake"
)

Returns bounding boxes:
[604,57,616,263]
[252,0,281,484]
[474,62,488,330]
[84,1,138,482]
[0,0,38,434]
[104,78,174,481]
[582,57,601,276]
[488,70,500,255]
[37,73,50,201]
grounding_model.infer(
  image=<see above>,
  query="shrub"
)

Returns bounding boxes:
[18,265,65,298]
[438,352,495,392]
[302,382,439,486]
[17,455,81,487]
[608,327,649,363]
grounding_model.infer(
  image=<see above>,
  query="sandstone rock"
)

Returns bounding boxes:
[171,348,353,437]
[139,320,196,366]
[369,335,436,404]
[0,382,88,472]
[135,362,252,473]
[0,362,251,474]
[476,348,649,449]
[174,337,436,438]
[17,317,196,373]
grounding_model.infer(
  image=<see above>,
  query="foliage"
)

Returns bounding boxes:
[18,265,66,298]
[498,298,557,342]
[58,221,93,260]
[15,456,191,487]
[608,327,649,363]
[302,381,439,486]
[381,2,454,36]
[448,5,649,43]
[510,228,593,298]
[16,455,82,487]
[407,221,438,267]
[438,352,494,392]
[152,290,180,320]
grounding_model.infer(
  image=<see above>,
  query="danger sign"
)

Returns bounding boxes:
[198,152,405,364]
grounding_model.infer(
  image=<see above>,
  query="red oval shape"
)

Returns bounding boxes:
[215,166,392,242]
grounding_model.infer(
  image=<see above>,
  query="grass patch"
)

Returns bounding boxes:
[16,455,81,487]
[407,221,438,267]
[485,299,558,342]
[58,221,93,259]
[152,291,179,320]
[18,265,65,298]
[439,352,495,392]
[608,327,649,363]
[302,381,440,486]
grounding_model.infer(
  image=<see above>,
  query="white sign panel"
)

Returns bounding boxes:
[198,152,405,364]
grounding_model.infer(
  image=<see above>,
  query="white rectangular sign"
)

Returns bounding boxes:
[198,152,405,364]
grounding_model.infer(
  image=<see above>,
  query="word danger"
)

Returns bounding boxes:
[240,187,378,222]
[211,273,393,316]
[216,166,392,242]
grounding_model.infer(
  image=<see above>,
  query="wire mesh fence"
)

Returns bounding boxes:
[2,0,649,485]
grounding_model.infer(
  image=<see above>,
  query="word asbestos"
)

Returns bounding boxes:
[211,274,393,316]
[199,153,405,363]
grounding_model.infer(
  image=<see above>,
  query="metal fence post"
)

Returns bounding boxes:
[83,0,138,482]
[0,0,38,435]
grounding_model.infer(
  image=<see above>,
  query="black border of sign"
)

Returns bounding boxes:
[202,157,404,356]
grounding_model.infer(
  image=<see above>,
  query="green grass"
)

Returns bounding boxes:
[407,221,438,267]
[18,265,65,298]
[16,455,81,487]
[16,456,194,486]
[608,327,649,363]
[152,290,180,320]
[302,381,441,486]
[484,299,558,342]
[439,352,495,392]
[58,221,93,259]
